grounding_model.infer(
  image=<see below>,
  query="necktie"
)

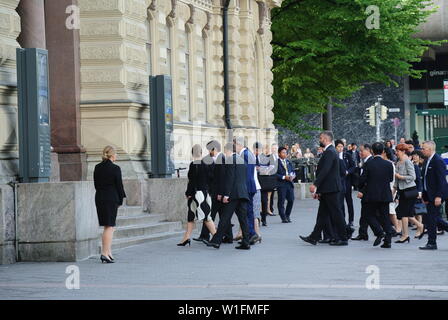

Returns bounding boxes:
[283,159,288,175]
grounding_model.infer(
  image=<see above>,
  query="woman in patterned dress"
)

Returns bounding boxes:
[177,144,216,246]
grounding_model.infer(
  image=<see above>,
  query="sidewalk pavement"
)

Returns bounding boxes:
[1,194,448,300]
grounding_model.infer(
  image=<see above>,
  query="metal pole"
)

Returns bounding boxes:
[376,96,382,142]
[394,125,397,144]
[222,0,232,130]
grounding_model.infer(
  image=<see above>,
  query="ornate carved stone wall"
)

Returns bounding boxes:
[0,0,21,184]
[77,0,281,178]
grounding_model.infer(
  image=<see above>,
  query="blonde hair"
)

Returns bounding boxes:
[102,145,116,161]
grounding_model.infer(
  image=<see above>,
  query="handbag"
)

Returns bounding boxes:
[402,187,418,200]
[414,200,427,215]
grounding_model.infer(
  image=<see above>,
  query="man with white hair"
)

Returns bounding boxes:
[420,140,448,250]
[234,137,260,244]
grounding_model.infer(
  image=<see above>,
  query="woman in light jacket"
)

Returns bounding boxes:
[394,144,424,243]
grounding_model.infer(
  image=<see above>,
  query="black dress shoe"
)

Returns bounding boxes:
[262,221,267,226]
[373,235,384,247]
[351,235,368,241]
[193,237,208,242]
[282,220,288,223]
[299,235,317,245]
[329,240,348,246]
[380,242,391,248]
[318,238,331,244]
[286,218,291,223]
[419,243,437,250]
[205,241,220,249]
[222,236,233,244]
[235,244,250,250]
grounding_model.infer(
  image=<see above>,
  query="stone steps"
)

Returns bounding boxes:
[98,207,184,252]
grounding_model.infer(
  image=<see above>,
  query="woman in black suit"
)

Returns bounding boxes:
[178,144,216,246]
[94,146,126,263]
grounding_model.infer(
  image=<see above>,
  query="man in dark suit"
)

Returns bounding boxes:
[335,140,356,226]
[206,143,251,250]
[235,137,259,244]
[350,143,361,190]
[276,146,296,223]
[300,131,348,246]
[194,140,233,244]
[320,143,351,243]
[358,142,395,248]
[420,141,448,250]
[351,144,373,241]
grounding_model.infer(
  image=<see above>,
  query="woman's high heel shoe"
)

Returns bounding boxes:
[108,255,114,261]
[395,236,410,244]
[100,255,114,263]
[177,239,191,246]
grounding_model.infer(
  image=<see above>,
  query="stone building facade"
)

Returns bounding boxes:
[0,0,281,182]
[0,0,282,264]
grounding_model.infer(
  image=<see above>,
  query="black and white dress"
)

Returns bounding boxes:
[186,160,212,222]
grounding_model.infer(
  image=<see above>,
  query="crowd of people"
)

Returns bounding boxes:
[92,131,448,263]
[181,131,448,251]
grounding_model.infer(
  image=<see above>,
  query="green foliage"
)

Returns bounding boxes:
[271,0,445,132]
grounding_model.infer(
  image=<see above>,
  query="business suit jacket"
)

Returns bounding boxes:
[343,151,356,175]
[358,156,394,203]
[242,148,257,194]
[339,158,347,194]
[222,153,249,201]
[94,159,126,205]
[203,153,225,197]
[314,145,342,194]
[422,153,448,202]
[276,158,295,188]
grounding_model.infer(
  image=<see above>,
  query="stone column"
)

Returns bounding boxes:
[238,1,256,128]
[210,1,224,126]
[0,0,21,185]
[227,2,242,127]
[16,0,46,48]
[44,0,87,181]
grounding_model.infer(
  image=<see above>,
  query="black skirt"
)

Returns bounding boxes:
[396,188,417,220]
[96,200,118,227]
[258,174,277,191]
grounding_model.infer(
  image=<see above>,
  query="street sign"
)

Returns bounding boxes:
[389,108,400,112]
[444,79,448,106]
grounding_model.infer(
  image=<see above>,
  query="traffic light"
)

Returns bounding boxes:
[380,105,388,120]
[365,105,376,127]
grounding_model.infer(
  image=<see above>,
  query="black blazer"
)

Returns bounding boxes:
[339,158,347,193]
[94,160,126,205]
[203,153,225,197]
[186,160,210,197]
[422,153,448,202]
[222,153,249,201]
[343,151,356,176]
[358,156,394,203]
[314,145,342,194]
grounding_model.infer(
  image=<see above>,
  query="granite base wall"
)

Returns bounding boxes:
[0,185,16,264]
[16,181,98,262]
